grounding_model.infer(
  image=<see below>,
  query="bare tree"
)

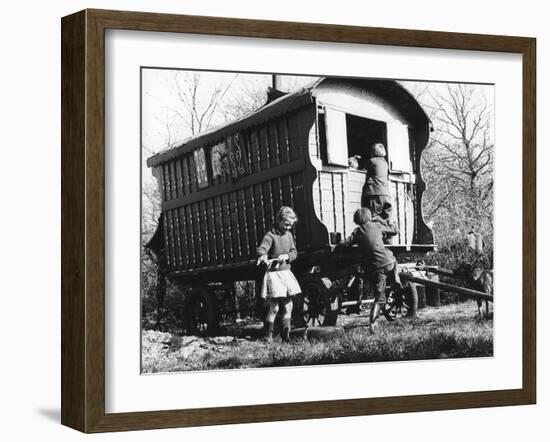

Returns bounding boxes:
[219,75,319,123]
[220,79,267,122]
[166,72,240,137]
[416,84,494,245]
[142,72,239,236]
[142,178,162,237]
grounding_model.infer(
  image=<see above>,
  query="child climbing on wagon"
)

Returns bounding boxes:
[362,142,392,223]
[339,207,399,332]
[256,206,302,342]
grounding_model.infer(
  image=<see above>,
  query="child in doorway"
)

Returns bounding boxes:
[257,206,301,342]
[362,142,392,222]
[339,207,399,332]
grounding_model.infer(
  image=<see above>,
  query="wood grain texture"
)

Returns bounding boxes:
[88,8,532,53]
[61,10,86,431]
[85,9,107,433]
[60,8,537,433]
[522,38,536,404]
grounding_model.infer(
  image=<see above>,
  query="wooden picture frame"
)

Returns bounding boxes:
[61,9,536,433]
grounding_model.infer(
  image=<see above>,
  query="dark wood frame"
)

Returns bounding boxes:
[61,9,536,433]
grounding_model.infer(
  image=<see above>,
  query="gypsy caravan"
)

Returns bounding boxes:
[146,77,435,334]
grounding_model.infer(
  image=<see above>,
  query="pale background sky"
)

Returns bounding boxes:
[141,69,493,178]
[142,70,318,157]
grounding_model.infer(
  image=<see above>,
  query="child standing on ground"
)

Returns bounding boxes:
[257,206,301,342]
[339,207,399,332]
[362,142,392,222]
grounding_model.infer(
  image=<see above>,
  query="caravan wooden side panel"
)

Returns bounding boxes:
[290,172,307,252]
[166,173,311,271]
[267,122,279,169]
[178,207,189,269]
[236,188,249,257]
[313,170,363,242]
[244,187,257,258]
[167,209,176,270]
[332,173,345,238]
[182,156,191,196]
[174,158,183,198]
[229,192,241,260]
[405,184,415,244]
[278,117,291,165]
[199,200,211,264]
[308,118,319,159]
[313,169,417,246]
[221,194,232,263]
[205,199,217,264]
[172,208,182,269]
[154,105,317,275]
[185,205,196,267]
[387,178,416,244]
[395,181,406,243]
[213,196,224,264]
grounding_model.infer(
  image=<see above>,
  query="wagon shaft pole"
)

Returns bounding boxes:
[399,273,494,302]
[413,266,455,277]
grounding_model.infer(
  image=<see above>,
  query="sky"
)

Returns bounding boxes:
[141,69,493,185]
[142,70,319,159]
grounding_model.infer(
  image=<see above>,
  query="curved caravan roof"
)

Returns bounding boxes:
[146,77,430,168]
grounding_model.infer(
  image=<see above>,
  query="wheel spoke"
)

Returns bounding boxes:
[296,279,337,328]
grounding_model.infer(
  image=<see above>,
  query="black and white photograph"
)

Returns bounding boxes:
[140,70,494,374]
[2,0,544,439]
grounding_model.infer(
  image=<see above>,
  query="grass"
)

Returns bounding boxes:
[142,302,493,373]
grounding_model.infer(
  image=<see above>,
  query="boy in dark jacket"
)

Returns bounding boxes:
[339,207,399,331]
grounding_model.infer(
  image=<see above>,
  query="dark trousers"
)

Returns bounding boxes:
[363,195,392,220]
[367,262,396,304]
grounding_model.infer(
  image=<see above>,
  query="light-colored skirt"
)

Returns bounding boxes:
[260,270,302,299]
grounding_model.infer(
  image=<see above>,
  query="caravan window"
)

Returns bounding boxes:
[320,110,388,169]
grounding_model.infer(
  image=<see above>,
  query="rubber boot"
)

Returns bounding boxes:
[265,321,275,342]
[281,318,291,343]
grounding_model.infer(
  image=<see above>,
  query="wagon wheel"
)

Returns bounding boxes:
[184,286,219,336]
[294,277,338,328]
[382,282,418,321]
